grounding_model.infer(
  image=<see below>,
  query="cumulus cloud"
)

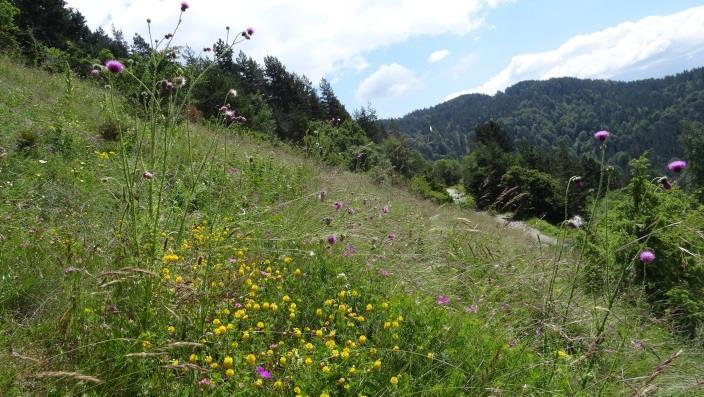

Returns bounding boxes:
[356,63,423,101]
[65,0,505,83]
[446,5,704,100]
[427,49,450,63]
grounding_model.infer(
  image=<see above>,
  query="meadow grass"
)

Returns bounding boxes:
[1,56,704,396]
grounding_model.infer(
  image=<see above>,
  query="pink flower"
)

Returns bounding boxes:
[667,160,687,173]
[436,295,450,305]
[347,207,355,214]
[243,27,255,39]
[334,201,343,210]
[343,244,356,257]
[594,130,610,142]
[90,69,100,78]
[198,378,212,386]
[105,60,124,74]
[256,366,272,379]
[382,206,389,214]
[379,268,392,277]
[327,234,337,245]
[180,2,189,12]
[639,250,656,264]
[388,233,396,241]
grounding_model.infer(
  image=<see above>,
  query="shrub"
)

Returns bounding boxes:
[15,128,39,153]
[582,155,704,337]
[99,118,125,141]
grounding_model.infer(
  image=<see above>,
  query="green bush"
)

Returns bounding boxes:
[583,155,704,337]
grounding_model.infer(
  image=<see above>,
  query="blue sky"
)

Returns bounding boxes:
[67,0,704,118]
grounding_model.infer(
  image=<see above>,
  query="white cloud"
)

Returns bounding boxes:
[451,52,478,80]
[446,5,704,100]
[65,0,504,84]
[427,49,450,63]
[356,63,423,101]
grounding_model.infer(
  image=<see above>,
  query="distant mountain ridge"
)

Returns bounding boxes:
[388,68,704,167]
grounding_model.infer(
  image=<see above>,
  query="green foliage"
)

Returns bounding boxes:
[409,175,451,203]
[0,0,18,31]
[498,166,564,222]
[680,121,704,190]
[462,122,514,209]
[583,155,704,336]
[430,158,462,187]
[304,120,369,166]
[15,128,39,153]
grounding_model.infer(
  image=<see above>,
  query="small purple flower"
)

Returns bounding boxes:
[90,69,101,78]
[64,266,77,274]
[327,234,337,245]
[256,366,272,379]
[343,244,356,257]
[594,130,610,142]
[464,304,478,313]
[143,171,154,180]
[180,1,189,12]
[198,378,212,386]
[436,295,450,305]
[632,339,644,349]
[334,201,343,210]
[379,268,392,277]
[388,233,396,241]
[105,60,125,74]
[163,80,174,91]
[243,27,255,39]
[639,250,656,264]
[347,207,355,215]
[228,257,237,263]
[667,160,687,173]
[382,206,389,214]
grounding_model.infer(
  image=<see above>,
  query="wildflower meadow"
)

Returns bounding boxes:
[1,2,704,396]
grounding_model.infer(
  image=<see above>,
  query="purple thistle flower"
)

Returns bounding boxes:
[334,201,343,210]
[347,207,355,214]
[388,233,396,241]
[327,234,337,245]
[667,160,687,173]
[382,206,389,214]
[105,60,125,74]
[594,130,610,142]
[180,1,189,12]
[379,268,392,277]
[658,177,672,190]
[90,69,101,78]
[639,250,656,264]
[256,366,272,379]
[243,27,255,39]
[436,295,450,305]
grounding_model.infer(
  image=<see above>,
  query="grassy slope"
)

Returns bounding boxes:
[1,58,703,396]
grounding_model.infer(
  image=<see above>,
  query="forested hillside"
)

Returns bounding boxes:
[390,70,704,167]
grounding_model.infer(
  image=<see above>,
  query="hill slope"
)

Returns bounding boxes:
[390,68,704,166]
[2,58,703,396]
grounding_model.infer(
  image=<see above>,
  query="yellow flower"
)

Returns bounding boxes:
[284,256,293,264]
[337,377,346,385]
[257,321,265,329]
[167,325,176,334]
[213,318,222,326]
[381,302,389,310]
[279,356,287,365]
[341,349,350,359]
[225,368,234,377]
[293,328,302,337]
[365,304,373,311]
[390,376,399,385]
[271,303,279,312]
[273,380,283,389]
[142,340,152,349]
[294,386,302,394]
[373,360,381,370]
[210,362,218,369]
[557,350,570,359]
[348,366,357,376]
[320,393,330,397]
[174,276,183,284]
[305,357,313,366]
[283,295,290,302]
[254,379,263,388]
[358,335,367,344]
[246,354,256,365]
[223,356,233,368]
[205,355,213,364]
[427,352,434,359]
[293,268,302,276]
[316,308,323,317]
[322,365,330,373]
[189,354,198,363]
[305,343,314,351]
[163,254,180,262]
